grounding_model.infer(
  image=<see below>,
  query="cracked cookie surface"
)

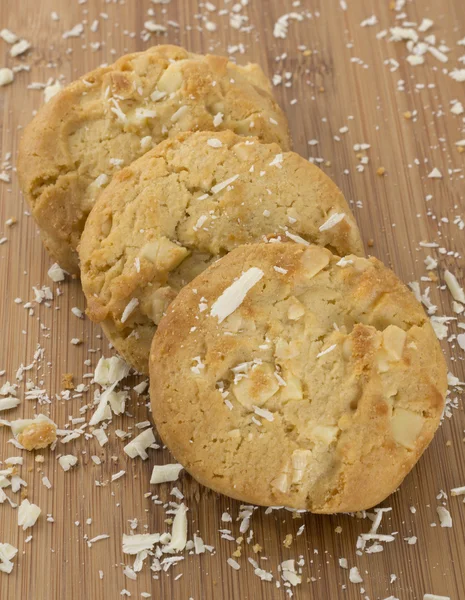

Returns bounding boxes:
[79,130,364,373]
[18,45,290,272]
[150,242,447,512]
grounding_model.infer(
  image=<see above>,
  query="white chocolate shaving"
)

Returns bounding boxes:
[124,428,156,460]
[18,499,41,530]
[121,298,139,323]
[319,212,346,231]
[163,504,187,553]
[210,268,264,324]
[150,464,183,484]
[58,455,78,472]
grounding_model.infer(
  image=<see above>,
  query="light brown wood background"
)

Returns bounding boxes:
[1,0,464,599]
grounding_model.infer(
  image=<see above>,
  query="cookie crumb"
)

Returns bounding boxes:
[283,533,293,548]
[62,373,74,389]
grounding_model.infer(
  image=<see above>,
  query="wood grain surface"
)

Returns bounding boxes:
[1,1,464,599]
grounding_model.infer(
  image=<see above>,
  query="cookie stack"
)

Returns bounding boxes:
[18,45,447,512]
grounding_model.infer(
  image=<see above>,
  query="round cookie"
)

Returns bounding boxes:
[18,45,290,272]
[79,130,364,373]
[150,242,447,512]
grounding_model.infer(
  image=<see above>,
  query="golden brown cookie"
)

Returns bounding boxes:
[150,242,447,512]
[79,130,364,373]
[18,45,290,272]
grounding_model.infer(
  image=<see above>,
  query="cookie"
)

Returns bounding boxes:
[18,45,290,272]
[79,130,364,373]
[149,242,447,512]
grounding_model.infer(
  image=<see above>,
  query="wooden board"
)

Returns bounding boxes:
[1,0,464,598]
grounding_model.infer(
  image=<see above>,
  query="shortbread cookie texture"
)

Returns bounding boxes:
[18,45,290,272]
[80,130,364,373]
[150,242,447,512]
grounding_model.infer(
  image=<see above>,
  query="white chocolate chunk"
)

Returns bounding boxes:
[382,325,406,361]
[140,237,190,272]
[272,471,289,493]
[391,408,424,449]
[280,372,303,401]
[275,338,299,360]
[309,424,339,445]
[291,449,312,483]
[287,297,305,320]
[157,67,183,93]
[233,363,279,408]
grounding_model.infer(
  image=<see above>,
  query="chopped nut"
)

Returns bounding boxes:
[281,372,303,401]
[275,338,299,360]
[308,425,339,445]
[300,246,330,278]
[376,167,386,176]
[156,66,183,93]
[291,449,312,483]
